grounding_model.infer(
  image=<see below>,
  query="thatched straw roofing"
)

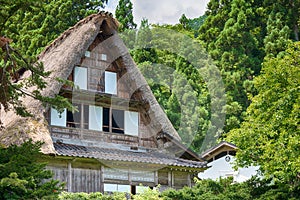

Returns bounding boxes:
[0,12,181,154]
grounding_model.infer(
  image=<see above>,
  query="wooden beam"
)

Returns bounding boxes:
[68,162,72,192]
[187,173,191,187]
[171,171,174,188]
[154,171,158,186]
[168,171,172,187]
[100,165,104,193]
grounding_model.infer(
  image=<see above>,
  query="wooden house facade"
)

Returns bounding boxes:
[1,12,206,194]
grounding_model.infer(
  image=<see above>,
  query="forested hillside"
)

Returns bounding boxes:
[115,0,300,193]
[1,0,299,197]
[116,0,299,154]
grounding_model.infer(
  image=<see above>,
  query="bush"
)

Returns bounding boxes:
[59,191,126,200]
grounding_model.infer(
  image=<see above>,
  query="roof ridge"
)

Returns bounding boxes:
[38,12,117,59]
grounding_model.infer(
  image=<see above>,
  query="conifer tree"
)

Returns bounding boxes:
[115,0,137,32]
[0,140,63,199]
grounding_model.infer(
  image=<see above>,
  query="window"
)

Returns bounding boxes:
[104,184,130,193]
[102,108,139,135]
[50,108,66,127]
[100,53,107,61]
[105,71,117,94]
[67,104,84,128]
[50,106,138,136]
[125,111,139,136]
[89,105,102,131]
[50,104,88,129]
[102,107,110,132]
[112,109,124,134]
[85,51,91,57]
[74,66,87,90]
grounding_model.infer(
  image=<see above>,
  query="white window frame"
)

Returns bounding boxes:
[100,53,107,61]
[105,71,117,95]
[50,108,66,127]
[88,105,103,131]
[74,66,87,90]
[124,111,139,136]
[104,184,130,193]
[85,51,91,57]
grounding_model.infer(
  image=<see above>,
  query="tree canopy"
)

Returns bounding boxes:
[0,140,63,199]
[227,42,300,188]
[115,0,136,32]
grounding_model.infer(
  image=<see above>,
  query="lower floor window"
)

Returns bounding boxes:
[104,184,130,193]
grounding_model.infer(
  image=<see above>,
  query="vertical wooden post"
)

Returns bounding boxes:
[154,171,158,186]
[68,162,72,192]
[187,173,191,187]
[81,104,85,129]
[128,169,132,184]
[171,171,174,188]
[100,165,104,193]
[109,107,112,133]
[168,171,172,187]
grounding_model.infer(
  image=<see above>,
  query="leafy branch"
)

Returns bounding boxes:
[0,36,73,126]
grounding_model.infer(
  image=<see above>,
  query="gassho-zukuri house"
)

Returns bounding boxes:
[0,12,208,194]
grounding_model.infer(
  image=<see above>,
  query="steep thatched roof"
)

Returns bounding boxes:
[1,12,181,154]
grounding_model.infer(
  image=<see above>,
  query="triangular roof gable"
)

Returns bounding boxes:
[1,12,182,153]
[200,141,237,161]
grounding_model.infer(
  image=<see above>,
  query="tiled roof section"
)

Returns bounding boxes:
[54,143,206,169]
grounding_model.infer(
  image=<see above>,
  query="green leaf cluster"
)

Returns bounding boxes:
[198,0,300,133]
[227,42,300,188]
[115,0,137,32]
[59,191,127,200]
[0,140,63,199]
[122,23,215,152]
[2,0,107,57]
[162,177,300,200]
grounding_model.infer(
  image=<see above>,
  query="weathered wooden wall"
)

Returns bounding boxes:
[46,158,192,193]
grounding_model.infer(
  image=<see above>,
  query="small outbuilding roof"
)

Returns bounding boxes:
[200,141,237,161]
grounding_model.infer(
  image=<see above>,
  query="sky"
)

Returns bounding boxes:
[105,0,210,27]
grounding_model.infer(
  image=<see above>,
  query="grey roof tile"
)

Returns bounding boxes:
[54,143,206,169]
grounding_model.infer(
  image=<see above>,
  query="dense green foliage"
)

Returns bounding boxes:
[2,0,107,57]
[115,0,136,32]
[227,42,300,188]
[58,177,300,199]
[122,22,225,152]
[0,140,63,199]
[163,177,300,200]
[179,14,206,37]
[198,0,299,133]
[59,191,127,200]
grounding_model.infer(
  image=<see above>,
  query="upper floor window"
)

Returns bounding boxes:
[74,66,87,90]
[50,103,84,128]
[50,106,139,136]
[124,111,139,136]
[72,66,117,95]
[104,71,117,95]
[100,53,107,61]
[85,51,91,57]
